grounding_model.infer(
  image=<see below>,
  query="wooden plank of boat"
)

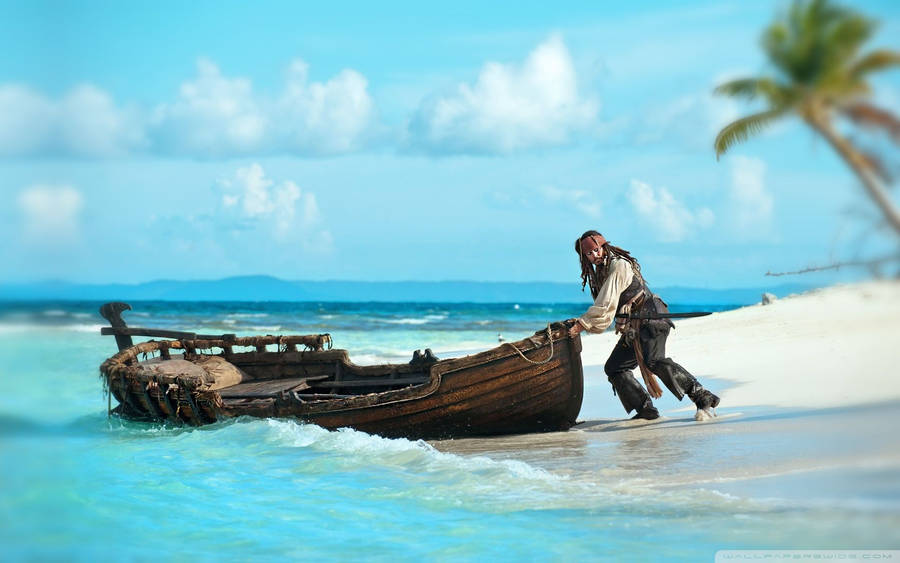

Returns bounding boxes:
[299,337,581,438]
[219,376,329,399]
[101,326,238,341]
[98,302,583,438]
[311,377,427,388]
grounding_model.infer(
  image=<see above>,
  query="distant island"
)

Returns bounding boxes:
[0,275,816,306]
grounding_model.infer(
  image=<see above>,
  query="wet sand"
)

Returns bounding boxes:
[433,282,900,515]
[436,404,899,484]
[432,402,900,526]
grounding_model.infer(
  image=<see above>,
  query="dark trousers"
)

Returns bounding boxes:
[604,321,702,413]
[604,321,670,378]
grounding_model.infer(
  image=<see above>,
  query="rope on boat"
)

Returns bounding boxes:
[503,324,555,365]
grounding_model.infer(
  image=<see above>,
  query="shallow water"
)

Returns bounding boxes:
[1,302,898,560]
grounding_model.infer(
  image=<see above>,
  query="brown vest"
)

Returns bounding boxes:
[613,260,650,315]
[611,258,674,327]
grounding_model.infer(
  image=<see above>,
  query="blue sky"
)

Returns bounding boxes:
[1,0,898,288]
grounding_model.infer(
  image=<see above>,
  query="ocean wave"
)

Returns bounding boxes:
[350,352,414,365]
[229,313,269,318]
[432,340,496,356]
[263,420,566,485]
[0,312,29,320]
[250,420,777,515]
[351,353,391,365]
[249,325,282,332]
[0,322,106,334]
[381,318,430,325]
[345,341,494,364]
[109,417,591,513]
[71,323,106,333]
[100,417,870,518]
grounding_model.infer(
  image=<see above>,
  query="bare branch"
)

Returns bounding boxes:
[765,254,900,276]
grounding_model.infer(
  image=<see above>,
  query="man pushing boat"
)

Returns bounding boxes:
[567,230,720,421]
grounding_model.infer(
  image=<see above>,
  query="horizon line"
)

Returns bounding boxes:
[0,274,817,292]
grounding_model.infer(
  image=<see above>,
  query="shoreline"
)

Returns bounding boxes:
[577,280,900,414]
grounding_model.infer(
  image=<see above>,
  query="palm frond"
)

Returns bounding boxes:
[829,9,875,47]
[823,12,876,73]
[841,102,900,142]
[714,108,788,159]
[714,77,796,106]
[849,49,900,77]
[764,0,875,85]
[714,78,766,99]
[762,21,792,76]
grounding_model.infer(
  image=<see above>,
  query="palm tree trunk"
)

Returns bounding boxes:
[809,115,900,237]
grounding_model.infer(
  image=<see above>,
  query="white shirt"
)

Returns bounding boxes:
[577,258,634,334]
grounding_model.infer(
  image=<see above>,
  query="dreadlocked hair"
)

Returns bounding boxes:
[574,230,643,300]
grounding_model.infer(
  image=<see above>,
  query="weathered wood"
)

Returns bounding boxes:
[99,302,133,351]
[292,393,355,400]
[139,382,164,418]
[302,351,570,433]
[160,385,177,419]
[310,377,427,388]
[98,313,583,438]
[182,391,203,426]
[159,341,171,360]
[101,327,238,341]
[219,376,328,398]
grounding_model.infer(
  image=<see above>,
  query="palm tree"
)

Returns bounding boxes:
[714,0,900,236]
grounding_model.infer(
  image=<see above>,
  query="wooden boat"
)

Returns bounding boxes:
[98,302,584,439]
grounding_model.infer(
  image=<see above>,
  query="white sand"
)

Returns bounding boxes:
[579,280,900,410]
[439,281,900,514]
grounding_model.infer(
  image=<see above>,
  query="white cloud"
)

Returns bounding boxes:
[408,35,599,154]
[218,163,331,249]
[152,58,265,156]
[275,60,375,154]
[627,179,714,242]
[634,90,738,150]
[58,85,146,157]
[538,185,602,218]
[0,84,143,157]
[0,58,376,158]
[729,156,774,237]
[149,57,376,157]
[0,85,55,156]
[18,185,84,244]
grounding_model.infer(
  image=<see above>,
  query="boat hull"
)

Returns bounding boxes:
[103,326,584,440]
[297,335,583,439]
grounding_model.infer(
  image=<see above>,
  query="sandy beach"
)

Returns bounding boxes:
[580,279,900,411]
[435,281,900,532]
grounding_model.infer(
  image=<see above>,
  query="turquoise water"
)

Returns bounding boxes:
[2,302,898,561]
